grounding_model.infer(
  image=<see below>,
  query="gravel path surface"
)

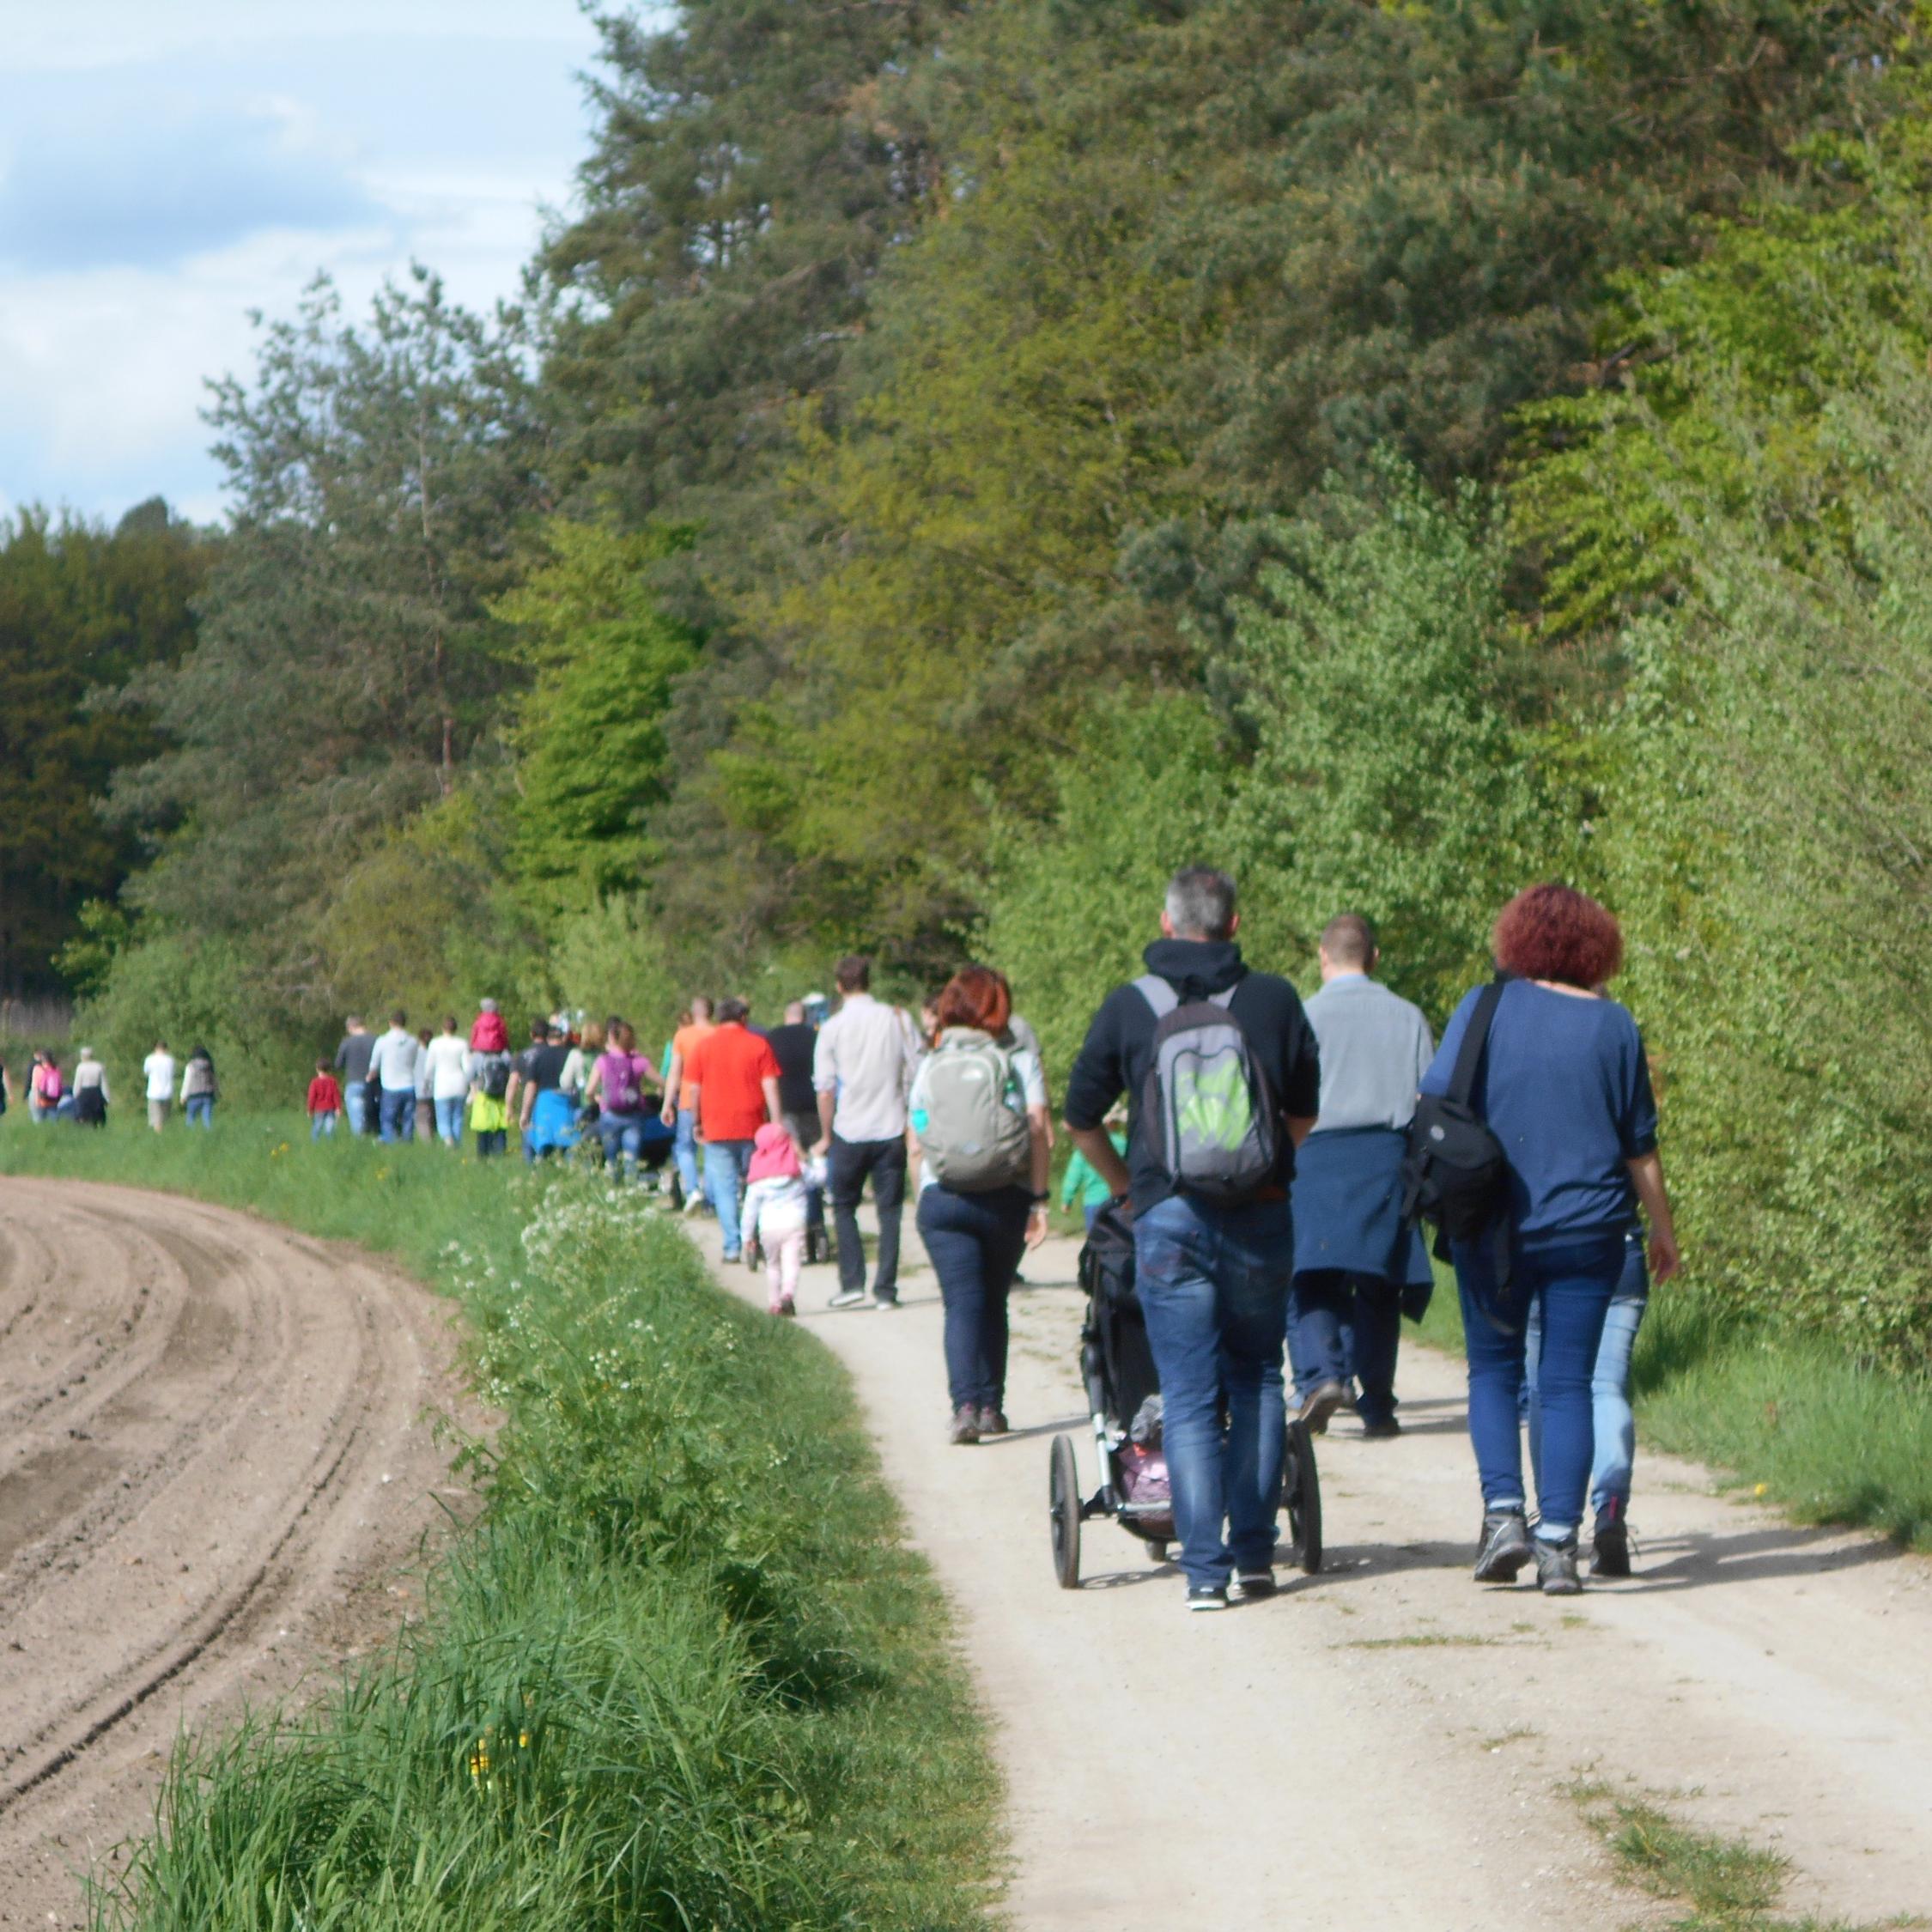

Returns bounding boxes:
[696,1211,1932,1930]
[0,1179,468,1928]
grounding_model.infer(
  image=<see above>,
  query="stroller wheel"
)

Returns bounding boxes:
[1283,1418,1322,1574]
[1048,1435,1081,1589]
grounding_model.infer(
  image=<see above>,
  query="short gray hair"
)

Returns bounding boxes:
[1165,866,1238,940]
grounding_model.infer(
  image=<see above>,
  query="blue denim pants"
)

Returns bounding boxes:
[345,1080,370,1135]
[185,1096,215,1128]
[598,1109,650,1177]
[704,1139,756,1257]
[1290,1270,1403,1428]
[917,1183,1031,1410]
[1455,1230,1623,1540]
[1525,1230,1649,1516]
[1133,1194,1293,1591]
[311,1110,337,1139]
[672,1107,703,1198]
[434,1097,465,1145]
[377,1087,415,1143]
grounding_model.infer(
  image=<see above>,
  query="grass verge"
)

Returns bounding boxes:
[1415,1264,1932,1552]
[1570,1777,1923,1931]
[0,1115,1004,1929]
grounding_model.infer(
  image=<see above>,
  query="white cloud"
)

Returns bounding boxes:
[0,3,605,526]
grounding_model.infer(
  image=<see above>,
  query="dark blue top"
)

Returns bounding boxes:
[1422,981,1658,1249]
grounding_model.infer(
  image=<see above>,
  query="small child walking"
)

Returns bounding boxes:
[738,1123,809,1317]
[307,1060,343,1139]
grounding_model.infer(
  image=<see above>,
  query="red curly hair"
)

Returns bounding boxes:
[1492,883,1624,988]
[934,964,1013,1037]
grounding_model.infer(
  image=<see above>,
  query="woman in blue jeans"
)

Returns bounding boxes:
[910,966,1051,1445]
[1526,1226,1647,1577]
[1423,884,1680,1595]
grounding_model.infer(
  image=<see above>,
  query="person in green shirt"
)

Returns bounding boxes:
[1060,1111,1128,1230]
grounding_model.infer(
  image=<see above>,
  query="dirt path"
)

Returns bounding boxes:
[696,1215,1932,1930]
[0,1178,470,1928]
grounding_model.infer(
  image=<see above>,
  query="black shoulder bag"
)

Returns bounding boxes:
[1400,975,1519,1329]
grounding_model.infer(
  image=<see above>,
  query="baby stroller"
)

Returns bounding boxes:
[1048,1202,1321,1589]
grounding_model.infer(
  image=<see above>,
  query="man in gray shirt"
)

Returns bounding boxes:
[1287,914,1435,1437]
[814,955,920,1309]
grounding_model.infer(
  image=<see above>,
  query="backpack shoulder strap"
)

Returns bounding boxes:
[1445,976,1508,1108]
[1134,975,1177,1018]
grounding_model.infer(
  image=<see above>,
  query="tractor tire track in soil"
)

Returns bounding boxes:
[0,1179,471,1928]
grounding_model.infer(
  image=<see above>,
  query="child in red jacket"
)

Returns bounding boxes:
[307,1061,343,1139]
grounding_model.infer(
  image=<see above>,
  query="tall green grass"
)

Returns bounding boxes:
[1414,1257,1932,1552]
[0,1117,1003,1929]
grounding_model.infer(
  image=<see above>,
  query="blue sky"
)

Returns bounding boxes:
[0,2,615,526]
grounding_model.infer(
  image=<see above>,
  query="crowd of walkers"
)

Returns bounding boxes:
[3,860,1675,1609]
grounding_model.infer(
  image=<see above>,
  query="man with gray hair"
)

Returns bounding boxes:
[1063,866,1321,1611]
[1288,913,1436,1438]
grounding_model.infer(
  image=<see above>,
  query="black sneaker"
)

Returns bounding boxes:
[1359,1419,1402,1441]
[1186,1585,1229,1613]
[1535,1534,1583,1595]
[1591,1497,1632,1578]
[1231,1570,1278,1602]
[1297,1379,1347,1435]
[948,1405,981,1445]
[1473,1508,1532,1583]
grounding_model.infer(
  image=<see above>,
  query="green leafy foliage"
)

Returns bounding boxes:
[0,503,209,994]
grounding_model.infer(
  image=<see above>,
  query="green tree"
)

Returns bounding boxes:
[1228,459,1547,1017]
[0,502,209,993]
[107,272,546,1004]
[495,520,699,917]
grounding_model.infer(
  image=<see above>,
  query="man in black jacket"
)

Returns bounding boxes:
[1064,866,1320,1611]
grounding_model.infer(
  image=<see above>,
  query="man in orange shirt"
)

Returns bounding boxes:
[684,998,781,1261]
[659,995,714,1214]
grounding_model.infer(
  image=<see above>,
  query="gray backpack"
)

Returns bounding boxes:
[1135,975,1279,1202]
[915,1029,1031,1192]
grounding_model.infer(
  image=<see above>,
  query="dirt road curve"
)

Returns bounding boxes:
[698,1218,1932,1931]
[0,1179,466,1928]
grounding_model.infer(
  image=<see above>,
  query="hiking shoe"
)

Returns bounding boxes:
[1186,1585,1229,1613]
[1359,1419,1402,1441]
[977,1406,1009,1437]
[775,1298,797,1319]
[1535,1534,1583,1595]
[1231,1569,1278,1603]
[1298,1379,1347,1435]
[1591,1498,1632,1578]
[827,1288,867,1309]
[1473,1508,1532,1583]
[949,1405,981,1445]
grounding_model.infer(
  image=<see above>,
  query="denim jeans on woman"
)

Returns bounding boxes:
[916,1183,1031,1412]
[1525,1230,1648,1516]
[1455,1230,1624,1542]
[672,1107,703,1200]
[598,1109,650,1178]
[1133,1194,1293,1592]
[434,1097,465,1146]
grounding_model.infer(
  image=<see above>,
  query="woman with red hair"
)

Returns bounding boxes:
[1420,884,1680,1595]
[908,965,1052,1444]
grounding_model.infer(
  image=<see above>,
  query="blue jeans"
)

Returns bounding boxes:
[598,1109,649,1176]
[704,1139,756,1256]
[1291,1271,1402,1428]
[377,1088,415,1144]
[1133,1194,1293,1591]
[345,1080,369,1135]
[672,1107,703,1199]
[311,1111,336,1139]
[917,1184,1031,1410]
[1456,1231,1623,1541]
[1526,1231,1648,1516]
[434,1097,465,1145]
[185,1096,214,1128]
